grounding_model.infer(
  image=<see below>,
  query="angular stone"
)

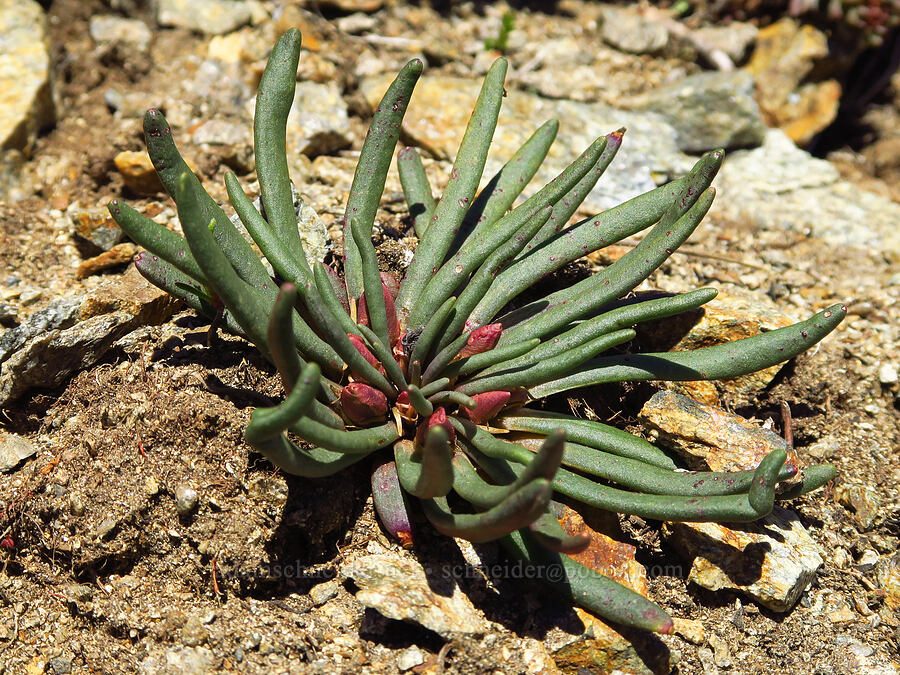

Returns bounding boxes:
[71,206,124,252]
[0,431,37,472]
[0,0,55,152]
[0,269,178,406]
[0,311,136,406]
[556,505,648,595]
[664,507,824,612]
[688,22,758,65]
[360,74,691,215]
[553,609,670,675]
[157,0,253,35]
[115,150,163,195]
[281,81,351,158]
[79,265,179,324]
[672,617,705,645]
[835,483,881,531]
[191,118,254,172]
[89,15,152,51]
[647,286,801,402]
[76,243,137,279]
[638,389,800,476]
[600,6,669,55]
[875,554,900,612]
[746,18,840,145]
[631,70,766,152]
[0,302,16,326]
[343,554,488,637]
[539,506,669,673]
[396,646,424,671]
[0,296,82,363]
[712,129,900,255]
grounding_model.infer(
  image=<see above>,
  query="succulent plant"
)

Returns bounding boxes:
[108,29,845,633]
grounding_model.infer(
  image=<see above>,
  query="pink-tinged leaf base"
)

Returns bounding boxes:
[358,283,401,346]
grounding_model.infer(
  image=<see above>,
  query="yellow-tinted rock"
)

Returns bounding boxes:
[79,263,179,323]
[747,18,840,145]
[545,505,669,674]
[672,617,705,645]
[76,243,138,279]
[658,287,798,403]
[0,0,56,151]
[554,611,670,674]
[114,150,163,195]
[638,389,800,475]
[876,554,900,612]
[556,504,648,595]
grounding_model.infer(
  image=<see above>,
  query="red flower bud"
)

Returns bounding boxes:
[341,382,388,425]
[457,323,502,359]
[461,390,511,425]
[416,407,456,445]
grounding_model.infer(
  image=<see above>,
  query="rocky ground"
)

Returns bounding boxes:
[0,0,899,673]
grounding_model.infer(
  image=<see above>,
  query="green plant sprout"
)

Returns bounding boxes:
[484,10,516,53]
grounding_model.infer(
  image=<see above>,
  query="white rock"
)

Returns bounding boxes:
[396,645,424,671]
[0,431,37,472]
[878,363,898,385]
[157,0,252,35]
[664,507,824,611]
[713,129,900,254]
[89,15,151,51]
[601,6,669,55]
[343,554,488,637]
[285,81,352,158]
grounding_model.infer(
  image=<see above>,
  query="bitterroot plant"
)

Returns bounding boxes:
[109,29,845,633]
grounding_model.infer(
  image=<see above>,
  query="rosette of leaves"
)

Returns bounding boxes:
[109,29,845,633]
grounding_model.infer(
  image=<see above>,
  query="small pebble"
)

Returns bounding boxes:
[397,645,425,671]
[308,579,339,606]
[857,549,879,570]
[144,476,160,496]
[175,484,199,516]
[673,617,706,644]
[833,547,851,569]
[48,657,72,675]
[96,517,118,539]
[708,632,732,668]
[0,301,17,326]
[19,287,42,305]
[731,598,745,630]
[878,363,898,385]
